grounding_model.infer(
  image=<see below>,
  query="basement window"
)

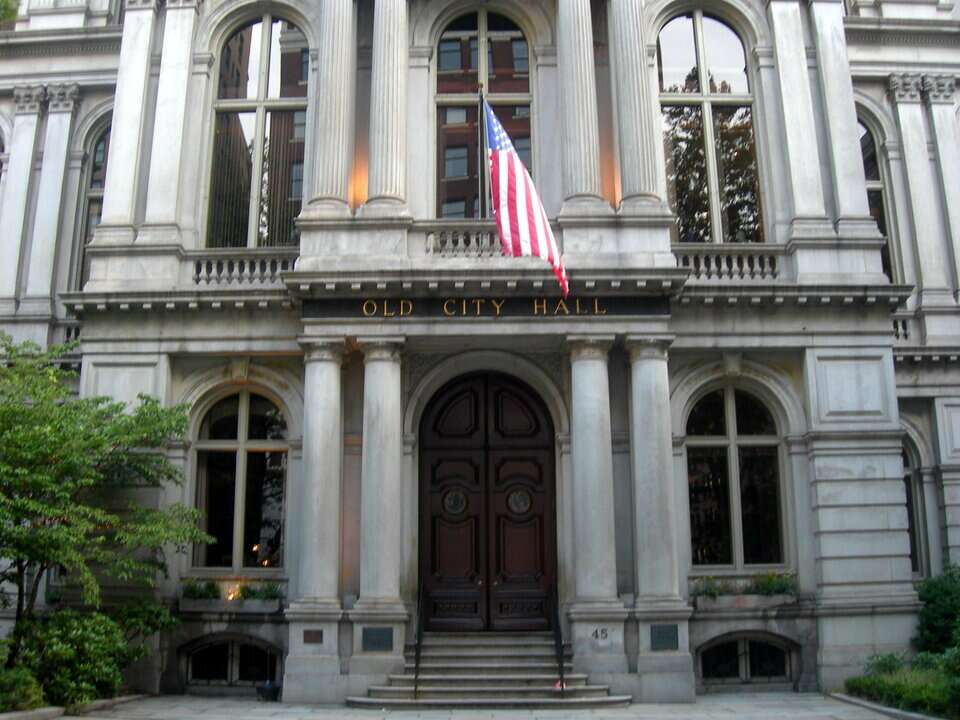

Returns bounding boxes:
[701,638,789,685]
[189,641,279,686]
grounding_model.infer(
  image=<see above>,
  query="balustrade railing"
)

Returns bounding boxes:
[674,244,786,281]
[424,223,501,258]
[190,250,297,287]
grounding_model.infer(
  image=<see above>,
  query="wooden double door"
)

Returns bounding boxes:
[419,372,557,631]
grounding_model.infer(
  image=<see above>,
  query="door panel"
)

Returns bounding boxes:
[420,373,555,631]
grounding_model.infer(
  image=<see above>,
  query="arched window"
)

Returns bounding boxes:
[658,13,763,243]
[686,387,784,567]
[193,390,288,570]
[858,120,893,280]
[902,443,926,576]
[700,635,794,686]
[207,15,308,248]
[188,639,280,687]
[76,125,110,287]
[436,10,531,218]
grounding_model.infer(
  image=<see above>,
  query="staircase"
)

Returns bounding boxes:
[345,632,632,709]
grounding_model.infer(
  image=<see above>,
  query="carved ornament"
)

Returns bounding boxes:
[46,83,80,113]
[922,74,956,105]
[887,73,923,103]
[13,86,45,114]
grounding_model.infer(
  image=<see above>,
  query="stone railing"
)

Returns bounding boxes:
[189,249,298,287]
[673,244,787,281]
[423,221,502,258]
[892,313,917,344]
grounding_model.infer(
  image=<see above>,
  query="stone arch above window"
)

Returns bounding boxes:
[183,634,282,688]
[698,632,798,687]
[73,122,111,288]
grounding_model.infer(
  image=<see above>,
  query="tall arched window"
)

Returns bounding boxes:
[436,10,531,218]
[658,12,763,244]
[686,387,784,568]
[858,120,893,280]
[207,15,308,248]
[193,390,288,571]
[902,443,926,576]
[77,125,111,286]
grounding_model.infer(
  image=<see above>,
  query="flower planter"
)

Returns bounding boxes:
[179,598,282,614]
[694,594,797,612]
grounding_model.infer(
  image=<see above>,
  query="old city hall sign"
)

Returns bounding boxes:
[303,296,669,320]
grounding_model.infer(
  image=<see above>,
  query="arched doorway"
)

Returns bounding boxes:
[419,372,557,631]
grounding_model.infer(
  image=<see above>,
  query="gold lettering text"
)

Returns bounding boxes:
[575,298,589,315]
[593,298,608,315]
[383,299,396,317]
[442,299,457,317]
[554,298,570,315]
[533,298,548,315]
[472,298,485,315]
[362,300,378,317]
[400,299,413,317]
[491,299,505,316]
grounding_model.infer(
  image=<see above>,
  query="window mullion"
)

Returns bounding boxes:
[726,387,745,568]
[479,10,488,92]
[232,392,251,571]
[702,100,724,244]
[247,108,267,248]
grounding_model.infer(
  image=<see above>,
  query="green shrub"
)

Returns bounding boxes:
[18,610,128,708]
[109,600,178,664]
[181,579,220,600]
[846,668,960,720]
[915,564,960,653]
[0,666,44,712]
[912,651,945,672]
[943,647,960,678]
[690,576,736,599]
[236,582,283,600]
[865,652,906,675]
[744,571,799,596]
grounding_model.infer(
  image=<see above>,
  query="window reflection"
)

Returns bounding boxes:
[657,15,699,93]
[859,120,893,280]
[663,105,711,243]
[79,127,111,285]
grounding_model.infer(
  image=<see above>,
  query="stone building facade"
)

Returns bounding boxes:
[0,0,958,705]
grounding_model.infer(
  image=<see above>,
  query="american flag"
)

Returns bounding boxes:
[484,100,569,296]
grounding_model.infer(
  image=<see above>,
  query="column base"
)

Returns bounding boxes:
[137,223,182,245]
[559,195,615,219]
[358,197,410,219]
[616,195,672,219]
[299,198,354,220]
[282,601,346,703]
[92,223,137,246]
[567,602,628,674]
[347,602,408,679]
[835,216,884,241]
[628,600,694,702]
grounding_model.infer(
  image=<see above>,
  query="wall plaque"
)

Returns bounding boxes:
[650,624,679,651]
[303,629,323,645]
[362,627,394,652]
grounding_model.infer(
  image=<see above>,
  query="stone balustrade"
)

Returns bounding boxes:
[191,249,298,287]
[673,244,786,282]
[423,221,502,258]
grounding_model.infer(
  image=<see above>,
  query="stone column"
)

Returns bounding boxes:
[608,0,664,213]
[283,339,346,703]
[807,0,878,238]
[361,0,408,217]
[95,0,159,245]
[567,336,627,674]
[557,0,609,216]
[767,0,830,236]
[923,76,960,298]
[0,86,44,307]
[141,0,201,244]
[23,84,79,312]
[920,467,943,576]
[942,469,960,567]
[303,0,355,218]
[350,338,406,676]
[624,337,694,702]
[889,74,955,322]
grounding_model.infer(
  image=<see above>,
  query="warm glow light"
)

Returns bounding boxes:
[226,585,241,601]
[252,544,261,552]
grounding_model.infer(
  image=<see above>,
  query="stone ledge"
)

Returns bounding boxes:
[831,692,943,720]
[0,693,144,720]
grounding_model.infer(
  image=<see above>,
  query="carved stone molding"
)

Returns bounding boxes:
[567,335,615,362]
[358,337,405,363]
[922,74,956,105]
[166,0,201,9]
[125,0,162,10]
[46,83,80,113]
[887,73,923,103]
[13,86,45,114]
[301,338,346,364]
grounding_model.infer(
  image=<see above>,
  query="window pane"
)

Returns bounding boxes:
[735,391,776,435]
[867,189,887,237]
[688,446,733,565]
[243,452,286,568]
[84,199,103,247]
[445,107,467,125]
[196,451,237,567]
[218,21,263,99]
[90,129,110,189]
[663,105,711,242]
[208,112,256,248]
[238,645,277,683]
[437,105,482,218]
[658,15,699,93]
[248,394,287,440]
[702,642,739,679]
[488,13,529,94]
[702,16,748,94]
[437,13,479,94]
[748,641,787,679]
[257,111,304,247]
[191,644,230,682]
[739,446,783,564]
[904,470,920,573]
[687,390,726,436]
[267,20,308,99]
[200,395,240,440]
[515,136,532,173]
[859,122,880,181]
[713,106,763,243]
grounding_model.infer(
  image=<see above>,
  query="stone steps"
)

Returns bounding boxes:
[367,684,612,699]
[346,696,634,709]
[387,673,590,687]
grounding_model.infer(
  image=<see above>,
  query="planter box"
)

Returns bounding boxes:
[694,594,797,612]
[179,598,282,614]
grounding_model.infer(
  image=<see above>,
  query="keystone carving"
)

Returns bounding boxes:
[922,75,956,105]
[887,73,923,103]
[13,86,45,114]
[46,84,80,113]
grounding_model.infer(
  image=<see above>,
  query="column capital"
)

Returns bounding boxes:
[922,74,956,105]
[13,86,45,115]
[888,73,924,104]
[125,0,162,10]
[46,84,80,114]
[300,337,346,364]
[624,336,674,362]
[358,337,405,362]
[566,334,614,361]
[166,0,202,9]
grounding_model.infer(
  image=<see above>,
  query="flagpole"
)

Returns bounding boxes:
[478,83,485,219]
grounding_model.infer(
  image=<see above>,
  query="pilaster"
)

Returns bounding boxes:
[95,0,159,245]
[933,398,960,565]
[141,0,202,244]
[0,86,45,309]
[23,84,79,314]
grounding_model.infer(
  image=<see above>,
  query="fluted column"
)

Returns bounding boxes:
[141,0,201,243]
[808,0,877,237]
[362,0,408,217]
[304,0,355,218]
[924,76,960,297]
[608,0,664,212]
[24,84,79,310]
[95,0,159,245]
[0,86,44,306]
[557,0,609,216]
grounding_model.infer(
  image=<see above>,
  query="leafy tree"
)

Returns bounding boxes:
[0,1,17,24]
[0,335,211,666]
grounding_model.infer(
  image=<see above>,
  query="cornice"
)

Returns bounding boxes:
[60,290,296,318]
[845,17,960,49]
[675,283,912,309]
[0,27,122,60]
